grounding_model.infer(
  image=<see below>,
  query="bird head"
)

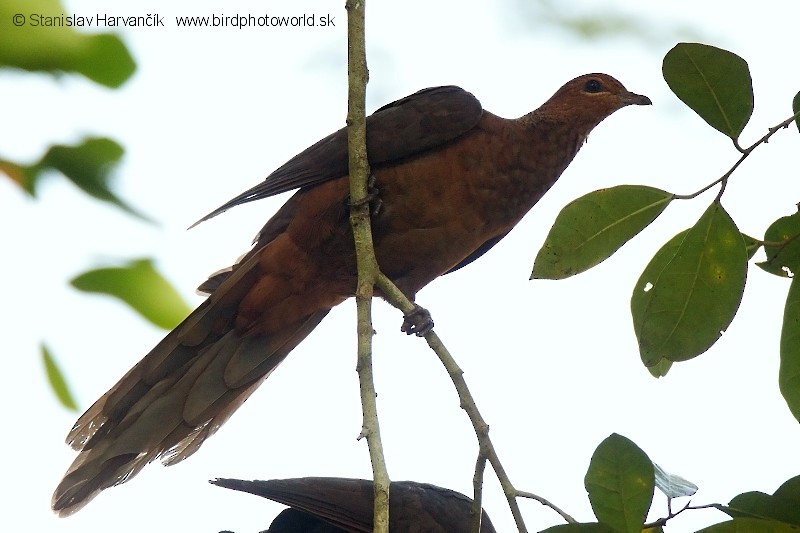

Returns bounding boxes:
[533,73,652,128]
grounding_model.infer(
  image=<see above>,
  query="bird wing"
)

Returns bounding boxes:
[213,478,373,532]
[444,232,510,275]
[212,477,497,533]
[191,85,482,226]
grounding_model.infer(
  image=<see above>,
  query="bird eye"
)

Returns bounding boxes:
[584,79,603,93]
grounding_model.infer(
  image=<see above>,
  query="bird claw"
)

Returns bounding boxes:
[401,305,434,336]
[347,174,383,215]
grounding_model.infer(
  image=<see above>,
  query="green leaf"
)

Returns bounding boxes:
[662,42,753,139]
[631,230,687,369]
[695,517,800,532]
[585,433,654,533]
[41,344,78,411]
[42,138,152,221]
[759,211,800,278]
[70,259,192,330]
[532,185,673,280]
[653,463,697,499]
[757,261,792,278]
[775,476,800,508]
[780,276,800,423]
[728,490,800,525]
[793,91,800,133]
[721,493,773,519]
[631,202,747,366]
[4,137,151,221]
[646,358,672,378]
[725,477,800,525]
[0,0,135,87]
[539,524,616,533]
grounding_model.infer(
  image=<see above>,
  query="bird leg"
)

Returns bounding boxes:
[347,173,383,215]
[401,305,434,336]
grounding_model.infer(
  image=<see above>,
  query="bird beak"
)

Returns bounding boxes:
[621,91,652,106]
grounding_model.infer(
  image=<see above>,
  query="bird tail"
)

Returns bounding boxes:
[51,253,330,516]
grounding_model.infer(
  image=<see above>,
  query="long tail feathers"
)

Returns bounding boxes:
[52,290,329,516]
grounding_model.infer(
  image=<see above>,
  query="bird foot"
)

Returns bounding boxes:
[401,305,434,336]
[347,174,383,215]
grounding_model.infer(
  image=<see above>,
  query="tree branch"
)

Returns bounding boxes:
[472,451,488,532]
[341,12,573,528]
[374,274,531,532]
[425,330,529,532]
[345,2,390,532]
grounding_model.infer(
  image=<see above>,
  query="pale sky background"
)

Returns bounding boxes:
[4,1,800,532]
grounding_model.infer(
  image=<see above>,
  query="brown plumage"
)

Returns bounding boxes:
[212,477,497,532]
[52,73,651,516]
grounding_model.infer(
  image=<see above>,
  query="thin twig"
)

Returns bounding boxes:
[516,491,577,524]
[425,331,528,532]
[373,274,530,532]
[673,109,800,201]
[642,500,730,529]
[344,2,390,532]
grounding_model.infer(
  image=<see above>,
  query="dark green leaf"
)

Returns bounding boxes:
[532,186,672,280]
[720,494,770,519]
[0,0,135,87]
[728,490,800,525]
[653,463,697,499]
[662,43,753,139]
[41,344,78,411]
[793,91,800,133]
[759,211,800,278]
[725,477,800,525]
[780,276,800,424]
[631,202,747,366]
[695,517,800,532]
[539,524,616,533]
[775,476,800,507]
[585,433,654,533]
[71,259,191,330]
